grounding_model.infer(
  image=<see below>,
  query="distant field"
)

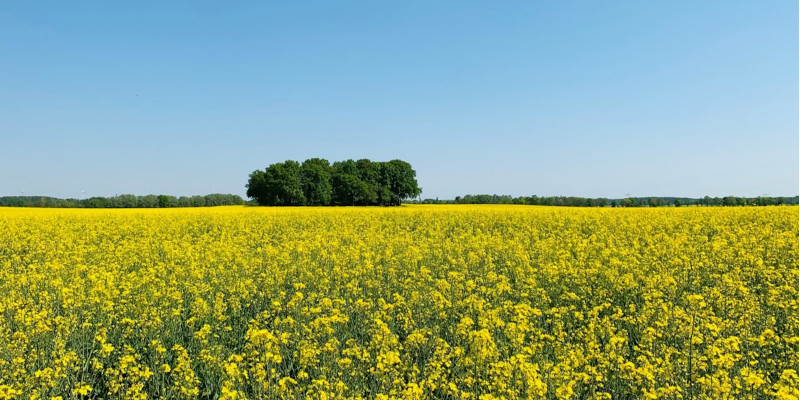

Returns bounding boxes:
[0,205,797,399]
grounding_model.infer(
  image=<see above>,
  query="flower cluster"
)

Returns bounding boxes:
[0,205,796,399]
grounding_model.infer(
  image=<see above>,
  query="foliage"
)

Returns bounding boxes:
[0,194,245,208]
[247,158,421,206]
[249,160,306,206]
[301,158,333,206]
[0,205,797,399]
[410,194,800,207]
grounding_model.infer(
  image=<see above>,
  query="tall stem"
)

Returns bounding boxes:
[688,312,695,400]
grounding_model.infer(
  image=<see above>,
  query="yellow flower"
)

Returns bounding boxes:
[71,384,92,396]
[0,204,795,399]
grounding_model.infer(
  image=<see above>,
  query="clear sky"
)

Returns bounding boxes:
[1,1,797,199]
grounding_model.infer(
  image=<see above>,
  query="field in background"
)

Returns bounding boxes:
[0,205,797,399]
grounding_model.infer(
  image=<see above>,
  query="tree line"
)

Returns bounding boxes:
[0,193,245,208]
[409,194,800,207]
[246,158,421,206]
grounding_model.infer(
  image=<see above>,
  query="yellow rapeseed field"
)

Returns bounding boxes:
[0,205,797,399]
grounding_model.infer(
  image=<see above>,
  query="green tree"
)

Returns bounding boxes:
[380,160,422,206]
[300,158,333,206]
[246,162,302,206]
[621,198,633,207]
[249,158,420,207]
[190,195,206,207]
[85,197,107,208]
[248,161,306,206]
[157,195,172,208]
[332,159,358,176]
[648,197,662,207]
[245,170,269,205]
[118,194,137,208]
[138,195,158,208]
[332,160,363,206]
[722,196,737,206]
[331,173,375,206]
[270,161,305,206]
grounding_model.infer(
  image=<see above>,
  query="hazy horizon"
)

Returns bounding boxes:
[4,191,799,202]
[2,2,797,200]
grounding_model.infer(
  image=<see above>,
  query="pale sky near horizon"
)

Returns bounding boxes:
[1,1,797,200]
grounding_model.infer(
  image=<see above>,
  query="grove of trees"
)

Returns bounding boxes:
[246,158,421,206]
[0,193,245,208]
[408,194,799,207]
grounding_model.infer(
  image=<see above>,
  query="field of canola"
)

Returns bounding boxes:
[0,205,797,400]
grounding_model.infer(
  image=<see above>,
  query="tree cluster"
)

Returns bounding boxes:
[0,193,245,208]
[246,158,421,206]
[409,194,799,207]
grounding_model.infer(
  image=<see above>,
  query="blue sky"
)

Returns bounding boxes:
[1,1,797,199]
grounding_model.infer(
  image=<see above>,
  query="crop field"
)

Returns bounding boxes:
[0,205,797,400]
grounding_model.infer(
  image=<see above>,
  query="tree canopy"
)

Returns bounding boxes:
[407,194,799,207]
[0,193,245,208]
[246,158,421,206]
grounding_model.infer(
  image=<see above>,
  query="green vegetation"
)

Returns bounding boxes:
[246,158,421,206]
[409,194,800,207]
[0,193,245,208]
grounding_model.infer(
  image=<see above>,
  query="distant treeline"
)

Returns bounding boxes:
[410,194,800,207]
[247,158,421,206]
[0,193,245,208]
